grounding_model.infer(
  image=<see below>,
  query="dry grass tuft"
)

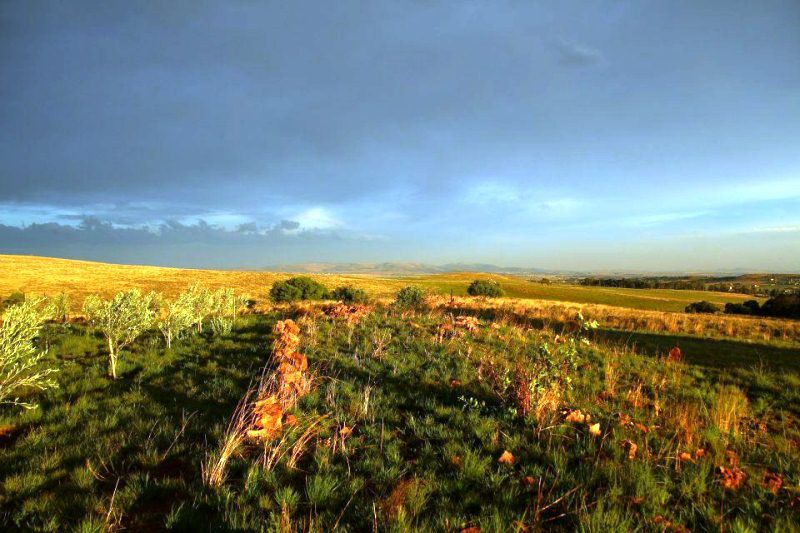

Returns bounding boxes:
[711,385,749,438]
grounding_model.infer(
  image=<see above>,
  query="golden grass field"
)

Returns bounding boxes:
[0,254,761,310]
[1,254,797,344]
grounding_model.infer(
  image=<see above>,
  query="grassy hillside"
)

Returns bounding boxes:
[0,255,762,313]
[1,307,798,530]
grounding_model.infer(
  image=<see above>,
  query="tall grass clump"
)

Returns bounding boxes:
[711,385,749,438]
[0,300,58,408]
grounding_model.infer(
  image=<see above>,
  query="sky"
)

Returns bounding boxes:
[1,1,799,272]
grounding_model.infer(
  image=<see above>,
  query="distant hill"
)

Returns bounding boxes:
[0,254,764,313]
[262,262,551,275]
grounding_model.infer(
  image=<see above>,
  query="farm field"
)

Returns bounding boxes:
[0,255,763,313]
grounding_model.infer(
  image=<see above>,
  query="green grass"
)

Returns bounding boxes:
[1,309,798,530]
[390,273,763,312]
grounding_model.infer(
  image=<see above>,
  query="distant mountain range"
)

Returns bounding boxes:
[259,262,796,277]
[261,262,553,276]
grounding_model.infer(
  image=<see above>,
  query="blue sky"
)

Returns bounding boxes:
[1,1,799,271]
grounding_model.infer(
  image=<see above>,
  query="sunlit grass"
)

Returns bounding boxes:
[0,306,797,530]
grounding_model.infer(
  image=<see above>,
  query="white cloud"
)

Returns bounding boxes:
[292,207,342,230]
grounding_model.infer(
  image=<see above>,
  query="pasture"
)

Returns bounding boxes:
[0,255,798,531]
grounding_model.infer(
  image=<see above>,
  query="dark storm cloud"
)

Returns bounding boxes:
[0,1,624,210]
[0,217,312,246]
[0,216,368,268]
[1,1,799,269]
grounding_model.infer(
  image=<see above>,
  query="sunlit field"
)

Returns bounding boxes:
[0,258,799,530]
[0,255,764,312]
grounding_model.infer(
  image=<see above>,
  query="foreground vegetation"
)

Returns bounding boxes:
[1,288,799,530]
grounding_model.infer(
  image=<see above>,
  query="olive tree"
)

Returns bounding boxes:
[184,284,214,333]
[208,289,250,336]
[0,300,58,408]
[83,289,156,379]
[46,293,70,323]
[155,293,195,349]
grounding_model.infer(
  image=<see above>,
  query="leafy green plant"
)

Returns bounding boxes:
[467,279,503,297]
[45,293,70,323]
[183,284,215,332]
[83,289,157,378]
[2,291,26,311]
[155,294,194,349]
[330,285,369,304]
[0,300,58,408]
[269,277,329,302]
[394,286,425,309]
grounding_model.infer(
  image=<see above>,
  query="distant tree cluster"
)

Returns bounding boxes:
[723,300,761,316]
[684,301,721,314]
[724,294,800,319]
[582,275,800,297]
[583,277,708,291]
[269,277,371,304]
[686,294,800,319]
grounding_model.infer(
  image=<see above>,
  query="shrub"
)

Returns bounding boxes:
[394,286,425,309]
[467,279,504,297]
[330,285,369,304]
[684,301,720,314]
[83,289,157,379]
[155,294,195,349]
[743,300,761,313]
[724,303,750,315]
[183,284,215,332]
[269,277,328,302]
[0,300,58,408]
[724,300,761,316]
[3,291,25,310]
[269,282,303,303]
[760,294,800,319]
[46,293,70,323]
[711,385,749,437]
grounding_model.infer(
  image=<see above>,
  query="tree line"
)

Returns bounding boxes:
[685,294,800,319]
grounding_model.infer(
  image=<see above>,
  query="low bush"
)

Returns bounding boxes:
[394,286,425,309]
[270,277,329,302]
[725,300,761,315]
[0,300,58,408]
[330,285,369,304]
[760,294,800,319]
[467,279,504,297]
[2,291,25,310]
[685,301,720,314]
